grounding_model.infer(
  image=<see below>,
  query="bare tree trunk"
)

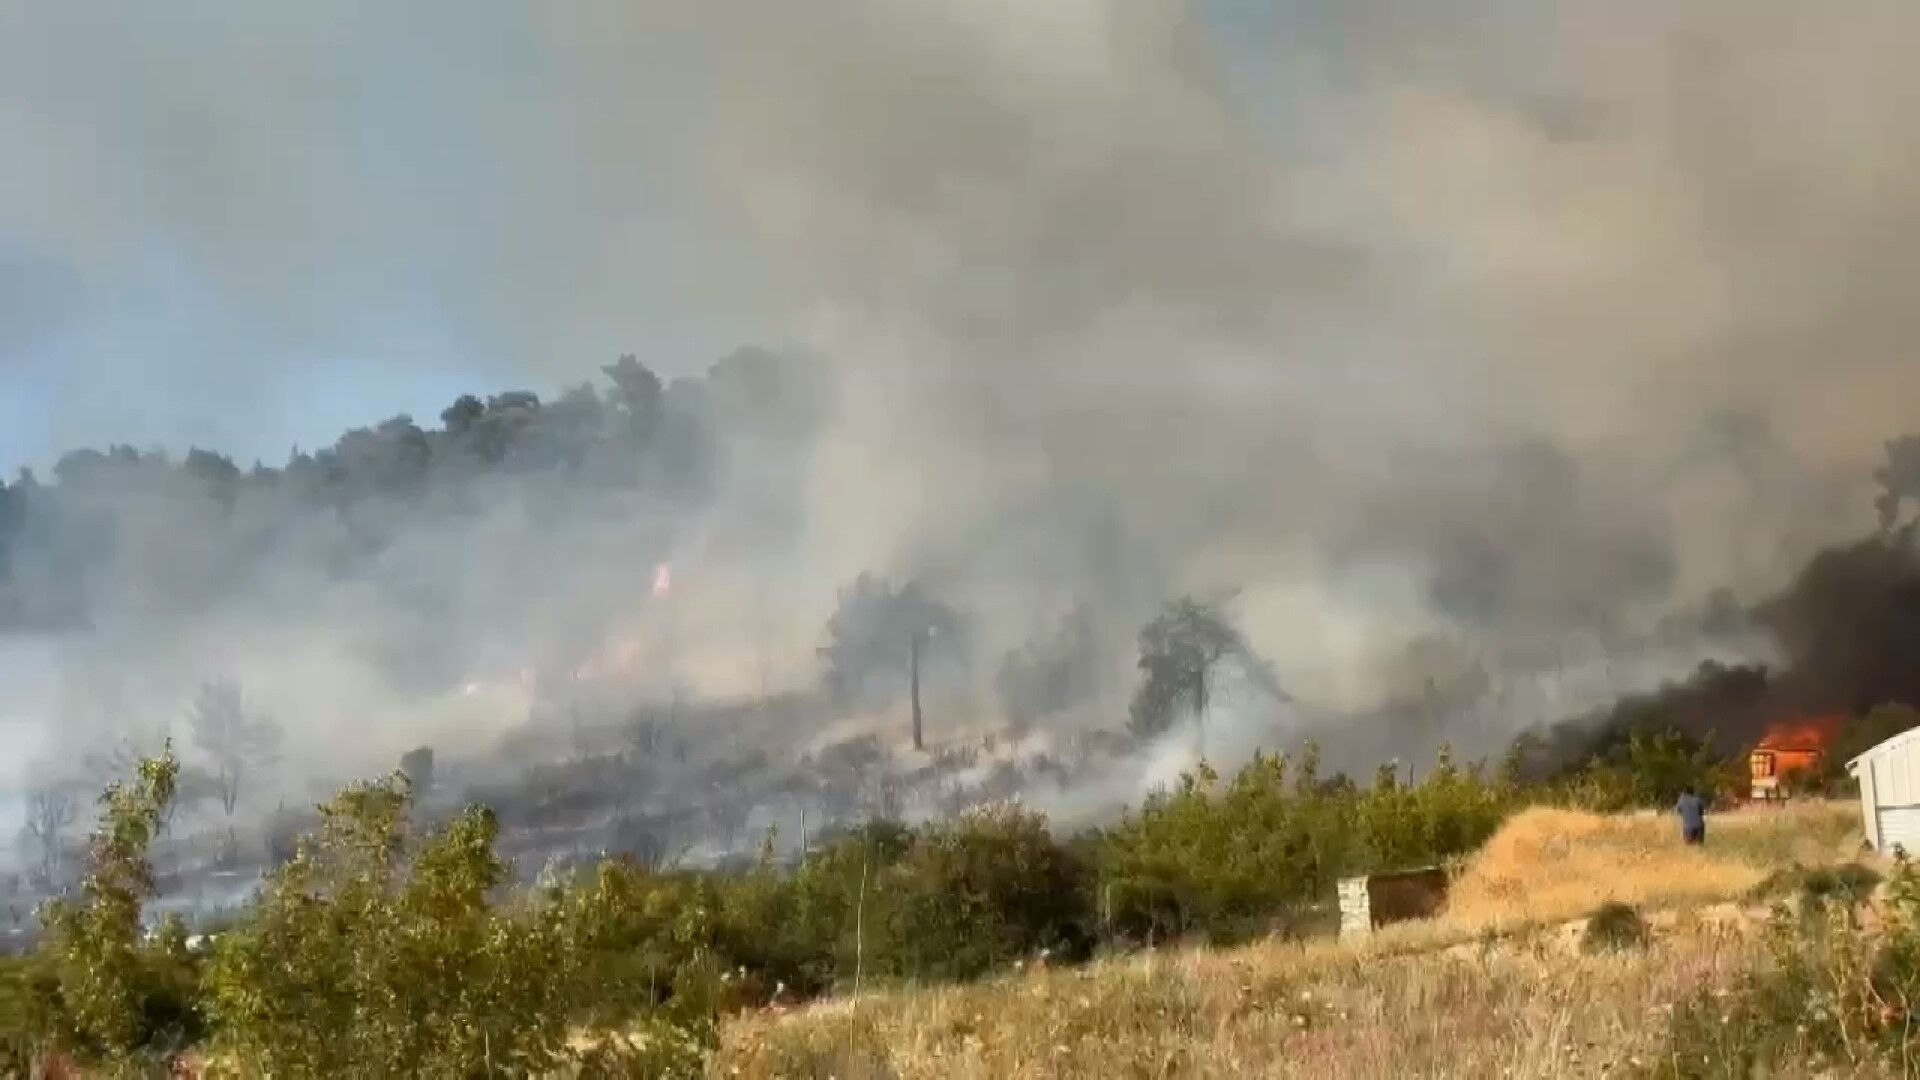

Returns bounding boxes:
[1193,667,1210,763]
[756,574,772,704]
[909,631,925,751]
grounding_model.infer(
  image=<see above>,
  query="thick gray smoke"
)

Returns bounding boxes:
[3,0,1920,875]
[587,0,1909,705]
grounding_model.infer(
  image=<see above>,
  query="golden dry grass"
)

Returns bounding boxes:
[1444,800,1865,932]
[718,919,1775,1078]
[712,800,1870,1079]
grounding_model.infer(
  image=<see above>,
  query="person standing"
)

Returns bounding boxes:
[1675,786,1708,845]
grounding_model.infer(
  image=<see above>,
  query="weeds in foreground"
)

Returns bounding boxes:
[1647,853,1920,1079]
[722,803,1870,1078]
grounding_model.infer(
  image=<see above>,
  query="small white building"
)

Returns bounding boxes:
[1847,727,1920,854]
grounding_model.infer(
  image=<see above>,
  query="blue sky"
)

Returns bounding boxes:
[0,2,1300,475]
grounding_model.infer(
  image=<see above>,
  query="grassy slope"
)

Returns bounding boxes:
[715,801,1868,1079]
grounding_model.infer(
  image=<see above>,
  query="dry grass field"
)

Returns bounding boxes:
[1444,800,1865,931]
[714,801,1872,1079]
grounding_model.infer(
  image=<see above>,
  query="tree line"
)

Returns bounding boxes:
[0,347,831,630]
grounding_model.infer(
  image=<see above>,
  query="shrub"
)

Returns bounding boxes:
[1800,863,1883,913]
[884,803,1089,981]
[1745,863,1883,923]
[0,952,44,1076]
[28,748,208,1072]
[714,821,913,1000]
[1094,746,1515,947]
[1580,901,1649,953]
[557,858,737,1027]
[1647,853,1920,1078]
[200,773,679,1077]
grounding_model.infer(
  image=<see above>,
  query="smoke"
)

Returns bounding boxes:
[6,0,1920,872]
[581,0,1914,708]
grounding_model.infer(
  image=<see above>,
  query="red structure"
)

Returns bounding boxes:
[1748,715,1847,802]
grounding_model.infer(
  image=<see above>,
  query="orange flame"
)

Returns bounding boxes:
[1753,715,1847,753]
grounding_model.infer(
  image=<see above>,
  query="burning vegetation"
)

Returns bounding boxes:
[6,389,1920,942]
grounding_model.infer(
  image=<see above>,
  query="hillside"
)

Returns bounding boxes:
[716,801,1873,1079]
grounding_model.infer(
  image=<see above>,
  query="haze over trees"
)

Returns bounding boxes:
[819,574,966,751]
[995,603,1104,732]
[187,680,282,820]
[17,788,76,889]
[0,347,832,645]
[1873,434,1920,530]
[1127,596,1281,750]
[5,340,1920,898]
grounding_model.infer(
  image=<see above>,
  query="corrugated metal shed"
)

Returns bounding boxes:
[1847,727,1920,854]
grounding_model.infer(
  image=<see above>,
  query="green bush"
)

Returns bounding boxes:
[714,821,912,1000]
[884,803,1090,981]
[199,773,714,1077]
[200,776,579,1075]
[26,748,209,1074]
[1093,745,1515,946]
[0,952,44,1076]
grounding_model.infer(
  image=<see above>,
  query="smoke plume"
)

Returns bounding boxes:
[5,0,1920,870]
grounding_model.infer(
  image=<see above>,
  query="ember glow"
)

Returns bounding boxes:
[1754,715,1847,754]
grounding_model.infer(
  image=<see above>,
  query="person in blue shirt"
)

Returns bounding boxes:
[1675,786,1708,845]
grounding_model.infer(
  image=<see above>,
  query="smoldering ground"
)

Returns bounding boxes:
[4,0,1920,880]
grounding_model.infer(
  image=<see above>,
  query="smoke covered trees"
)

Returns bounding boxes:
[399,746,435,796]
[1127,596,1255,744]
[819,574,965,750]
[995,604,1104,731]
[601,354,664,439]
[188,680,282,819]
[81,729,209,839]
[0,348,829,635]
[1874,434,1920,530]
[18,786,77,887]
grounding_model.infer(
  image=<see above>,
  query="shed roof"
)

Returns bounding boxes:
[1847,725,1920,773]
